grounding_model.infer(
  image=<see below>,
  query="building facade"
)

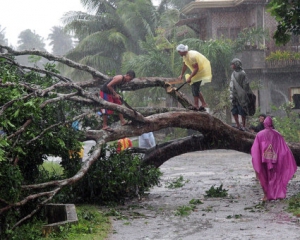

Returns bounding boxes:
[180,0,300,116]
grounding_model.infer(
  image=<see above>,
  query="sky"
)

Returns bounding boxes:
[0,0,86,51]
[0,0,161,52]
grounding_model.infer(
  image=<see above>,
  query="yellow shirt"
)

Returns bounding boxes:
[183,50,212,85]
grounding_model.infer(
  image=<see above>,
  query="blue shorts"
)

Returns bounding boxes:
[191,81,202,97]
[231,104,247,116]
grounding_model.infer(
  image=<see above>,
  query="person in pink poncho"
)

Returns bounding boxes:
[251,116,297,201]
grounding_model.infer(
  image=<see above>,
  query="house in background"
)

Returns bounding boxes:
[179,0,300,116]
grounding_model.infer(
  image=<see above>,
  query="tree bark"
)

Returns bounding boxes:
[1,46,300,227]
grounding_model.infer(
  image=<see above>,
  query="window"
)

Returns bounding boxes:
[290,87,300,109]
[229,28,240,40]
[217,28,240,40]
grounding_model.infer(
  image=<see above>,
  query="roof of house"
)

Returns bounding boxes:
[182,0,267,15]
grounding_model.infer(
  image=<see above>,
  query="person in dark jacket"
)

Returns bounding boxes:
[229,58,250,131]
[249,114,267,133]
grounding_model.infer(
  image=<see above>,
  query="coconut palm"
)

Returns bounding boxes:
[0,26,8,46]
[61,0,160,79]
[48,26,73,56]
[17,29,46,51]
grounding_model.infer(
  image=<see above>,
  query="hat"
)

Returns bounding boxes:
[176,44,188,52]
[230,58,242,69]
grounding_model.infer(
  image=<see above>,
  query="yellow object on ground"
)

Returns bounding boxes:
[69,147,84,159]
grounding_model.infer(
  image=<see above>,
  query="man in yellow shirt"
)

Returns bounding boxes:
[177,44,212,111]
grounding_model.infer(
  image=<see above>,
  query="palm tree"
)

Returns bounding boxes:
[0,26,8,46]
[17,29,46,51]
[16,29,47,68]
[48,26,73,55]
[0,26,8,53]
[61,0,159,79]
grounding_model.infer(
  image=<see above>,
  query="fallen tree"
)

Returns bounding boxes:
[0,45,300,229]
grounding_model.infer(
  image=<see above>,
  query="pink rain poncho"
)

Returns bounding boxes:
[251,116,297,200]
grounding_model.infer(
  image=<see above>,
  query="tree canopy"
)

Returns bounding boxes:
[267,0,300,45]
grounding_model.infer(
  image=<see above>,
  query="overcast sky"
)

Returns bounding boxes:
[0,0,86,51]
[1,0,161,51]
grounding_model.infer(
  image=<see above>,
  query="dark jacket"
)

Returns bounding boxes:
[250,123,264,133]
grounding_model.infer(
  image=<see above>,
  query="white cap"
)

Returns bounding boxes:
[176,44,188,52]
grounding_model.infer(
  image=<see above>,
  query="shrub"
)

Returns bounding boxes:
[56,144,162,204]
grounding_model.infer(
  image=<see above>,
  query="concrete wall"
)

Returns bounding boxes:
[246,70,300,116]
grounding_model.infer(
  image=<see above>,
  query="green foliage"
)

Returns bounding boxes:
[0,57,92,234]
[287,192,300,216]
[234,27,269,51]
[266,50,300,61]
[204,184,228,198]
[3,217,45,240]
[174,205,196,216]
[0,162,23,203]
[165,175,189,189]
[38,161,64,181]
[3,205,110,240]
[0,60,85,184]
[271,102,300,142]
[56,144,162,204]
[267,0,300,45]
[189,198,203,205]
[104,208,128,220]
[47,205,110,240]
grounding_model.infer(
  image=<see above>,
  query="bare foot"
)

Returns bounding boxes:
[261,195,268,202]
[102,126,114,132]
[121,120,132,126]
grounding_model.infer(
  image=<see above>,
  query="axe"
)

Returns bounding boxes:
[175,81,188,91]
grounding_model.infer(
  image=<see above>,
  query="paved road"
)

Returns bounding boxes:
[107,150,300,240]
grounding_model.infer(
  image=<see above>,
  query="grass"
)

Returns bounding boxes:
[9,205,111,240]
[286,193,300,217]
[40,161,63,176]
[46,205,111,240]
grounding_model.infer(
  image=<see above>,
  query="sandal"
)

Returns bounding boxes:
[187,106,198,110]
[198,106,206,112]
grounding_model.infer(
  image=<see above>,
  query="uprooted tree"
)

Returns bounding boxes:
[1,45,300,229]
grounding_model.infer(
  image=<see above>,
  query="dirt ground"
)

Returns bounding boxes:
[106,149,300,240]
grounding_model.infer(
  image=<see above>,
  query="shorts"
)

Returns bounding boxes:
[99,91,122,115]
[191,81,202,97]
[231,104,247,116]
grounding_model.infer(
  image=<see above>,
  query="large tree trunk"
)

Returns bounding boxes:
[1,45,300,228]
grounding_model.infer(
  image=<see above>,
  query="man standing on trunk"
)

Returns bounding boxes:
[229,58,249,131]
[100,70,135,131]
[177,44,212,111]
